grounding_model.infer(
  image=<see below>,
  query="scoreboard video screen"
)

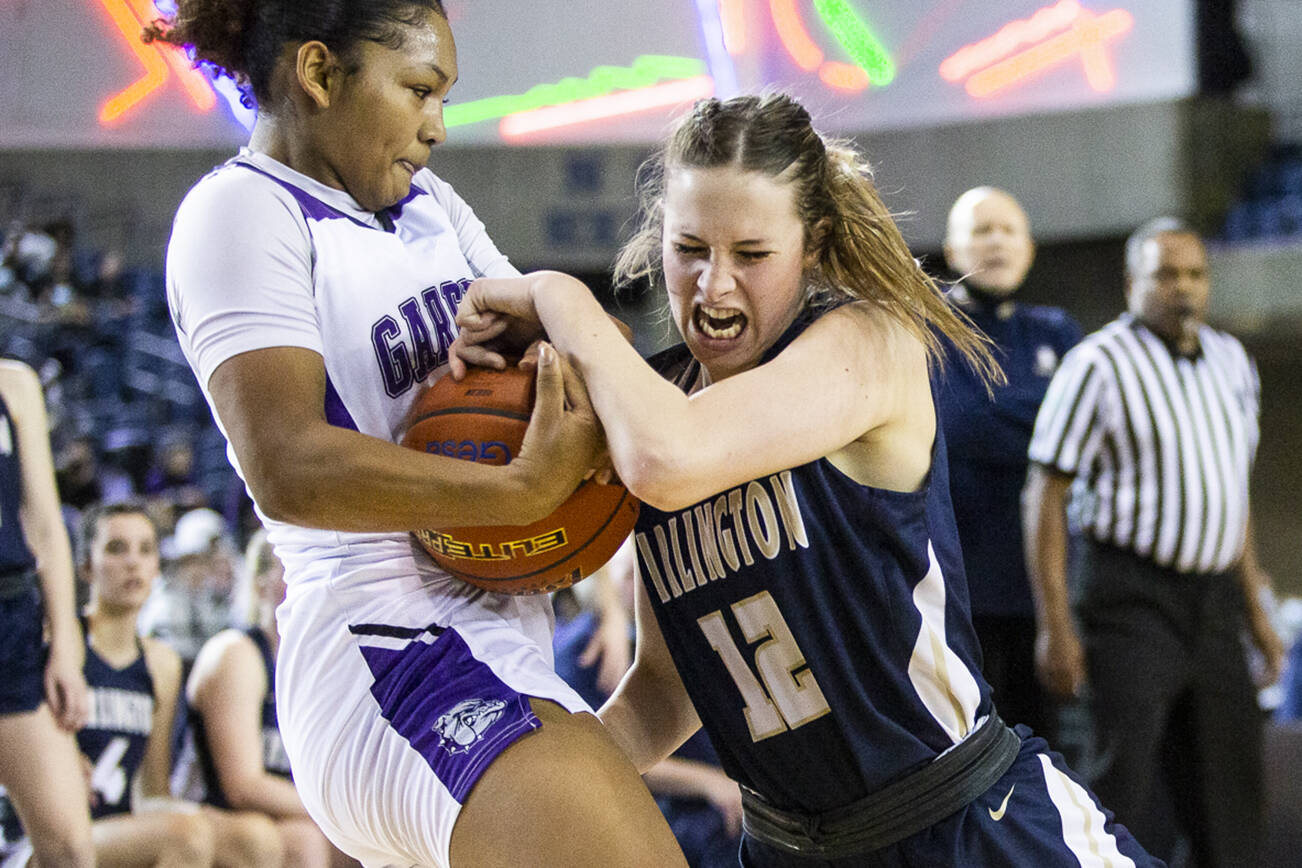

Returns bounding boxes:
[0,0,1195,148]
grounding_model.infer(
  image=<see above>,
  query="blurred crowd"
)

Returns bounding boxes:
[0,218,254,558]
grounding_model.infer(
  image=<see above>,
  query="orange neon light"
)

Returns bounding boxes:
[97,0,216,124]
[97,0,169,123]
[770,0,823,71]
[818,61,870,92]
[499,76,716,140]
[719,0,747,54]
[963,8,1132,97]
[940,0,1082,82]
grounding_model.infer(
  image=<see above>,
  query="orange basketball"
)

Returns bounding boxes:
[401,366,639,595]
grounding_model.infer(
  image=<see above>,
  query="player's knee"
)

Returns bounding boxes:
[162,812,217,867]
[224,812,284,868]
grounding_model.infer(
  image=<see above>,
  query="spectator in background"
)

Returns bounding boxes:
[553,541,742,868]
[55,432,135,520]
[0,359,93,868]
[0,223,56,303]
[175,528,359,867]
[139,507,239,666]
[936,186,1082,740]
[143,428,209,520]
[82,248,137,319]
[30,219,89,323]
[1025,217,1284,866]
[0,221,30,296]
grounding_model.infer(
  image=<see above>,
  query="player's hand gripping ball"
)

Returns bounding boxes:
[402,366,639,595]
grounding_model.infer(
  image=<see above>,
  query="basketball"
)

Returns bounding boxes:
[401,366,639,595]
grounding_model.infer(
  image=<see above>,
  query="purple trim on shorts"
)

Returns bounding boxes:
[323,375,358,431]
[356,628,541,803]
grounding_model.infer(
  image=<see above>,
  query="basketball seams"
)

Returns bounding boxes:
[409,406,531,427]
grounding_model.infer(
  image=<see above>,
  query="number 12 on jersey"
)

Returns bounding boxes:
[698,590,831,742]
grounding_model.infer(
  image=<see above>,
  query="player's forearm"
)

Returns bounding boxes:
[1235,515,1275,620]
[247,423,567,531]
[598,664,700,774]
[223,773,310,819]
[642,757,726,800]
[1022,464,1074,632]
[28,520,81,646]
[526,273,702,508]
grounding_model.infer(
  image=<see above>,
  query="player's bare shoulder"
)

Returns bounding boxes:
[0,358,42,406]
[140,636,184,692]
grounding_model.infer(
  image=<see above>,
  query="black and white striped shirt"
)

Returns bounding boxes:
[1028,313,1259,575]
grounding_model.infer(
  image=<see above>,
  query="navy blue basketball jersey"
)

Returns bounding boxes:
[178,627,292,808]
[0,393,36,578]
[635,306,993,814]
[78,630,155,819]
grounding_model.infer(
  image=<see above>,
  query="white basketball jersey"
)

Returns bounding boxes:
[167,149,519,625]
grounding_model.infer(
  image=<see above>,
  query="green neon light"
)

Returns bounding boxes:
[812,0,895,86]
[445,55,708,127]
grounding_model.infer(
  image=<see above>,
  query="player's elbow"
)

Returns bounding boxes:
[243,458,323,526]
[617,447,698,513]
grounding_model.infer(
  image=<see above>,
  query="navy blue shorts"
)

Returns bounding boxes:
[0,586,47,715]
[740,728,1164,867]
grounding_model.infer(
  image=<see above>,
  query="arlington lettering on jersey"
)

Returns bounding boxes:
[637,471,809,602]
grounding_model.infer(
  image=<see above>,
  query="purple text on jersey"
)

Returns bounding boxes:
[372,279,470,397]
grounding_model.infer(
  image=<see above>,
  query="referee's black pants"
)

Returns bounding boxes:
[1077,540,1264,868]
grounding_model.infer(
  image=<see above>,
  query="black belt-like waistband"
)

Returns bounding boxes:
[0,565,37,600]
[740,714,1021,859]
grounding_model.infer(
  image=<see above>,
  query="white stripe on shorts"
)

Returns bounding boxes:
[1037,753,1136,868]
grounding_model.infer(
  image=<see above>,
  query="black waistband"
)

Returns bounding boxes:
[740,714,1021,858]
[0,565,37,600]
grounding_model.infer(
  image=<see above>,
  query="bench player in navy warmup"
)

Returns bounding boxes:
[0,359,94,868]
[452,93,1162,867]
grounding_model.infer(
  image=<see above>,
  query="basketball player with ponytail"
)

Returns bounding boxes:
[453,94,1162,866]
[150,2,687,865]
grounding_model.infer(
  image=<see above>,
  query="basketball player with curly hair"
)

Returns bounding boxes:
[150,2,688,866]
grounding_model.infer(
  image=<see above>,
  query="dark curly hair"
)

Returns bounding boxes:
[143,0,447,108]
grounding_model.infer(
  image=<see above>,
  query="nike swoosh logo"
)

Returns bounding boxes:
[988,784,1015,821]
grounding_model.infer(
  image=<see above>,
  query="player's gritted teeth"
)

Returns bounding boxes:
[694,304,747,340]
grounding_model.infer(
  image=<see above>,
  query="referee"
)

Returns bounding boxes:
[1023,217,1284,868]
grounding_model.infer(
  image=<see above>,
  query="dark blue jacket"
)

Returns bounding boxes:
[937,285,1082,617]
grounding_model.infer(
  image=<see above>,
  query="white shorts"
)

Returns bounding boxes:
[275,557,590,868]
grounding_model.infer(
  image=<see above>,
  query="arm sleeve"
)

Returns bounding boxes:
[1028,343,1110,476]
[166,169,322,391]
[420,171,518,279]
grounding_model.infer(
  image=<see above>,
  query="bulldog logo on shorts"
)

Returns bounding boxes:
[433,698,508,754]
